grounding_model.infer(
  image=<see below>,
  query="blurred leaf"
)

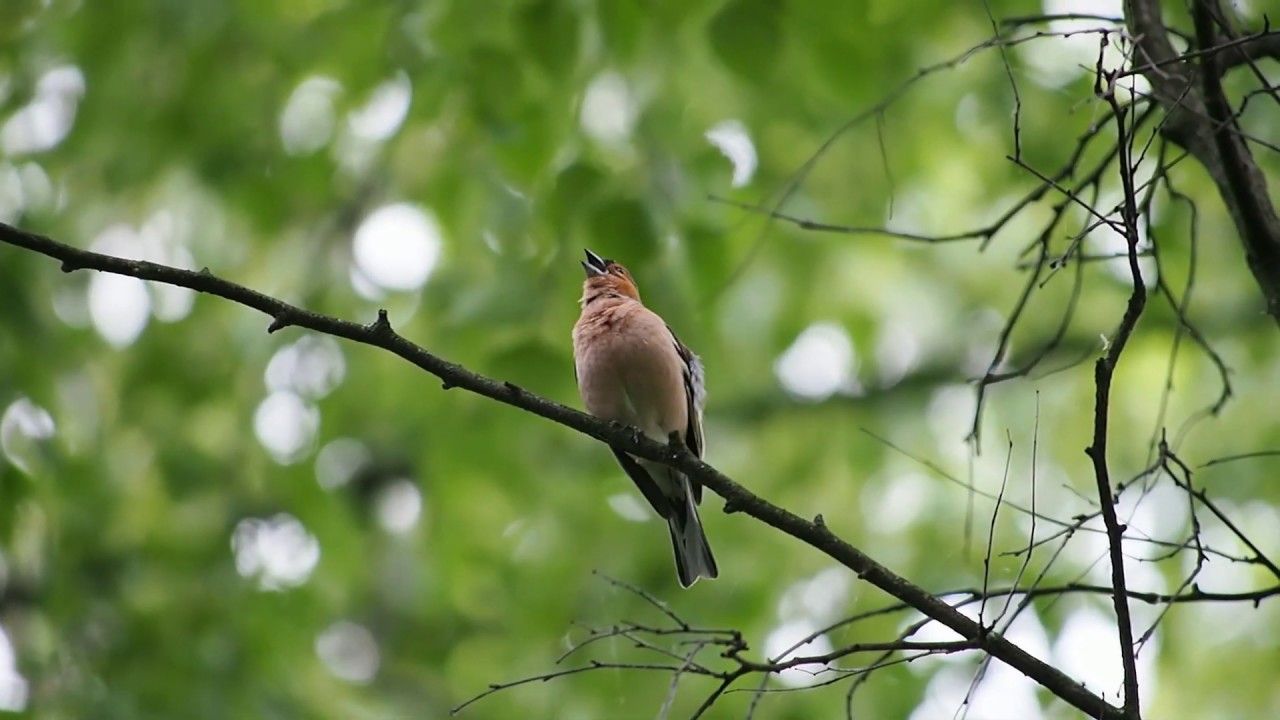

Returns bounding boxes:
[587,197,659,264]
[518,0,579,80]
[707,0,783,83]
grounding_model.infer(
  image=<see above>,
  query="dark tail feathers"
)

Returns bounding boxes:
[667,491,718,588]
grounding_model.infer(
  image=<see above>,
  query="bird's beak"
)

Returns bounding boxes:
[582,248,607,277]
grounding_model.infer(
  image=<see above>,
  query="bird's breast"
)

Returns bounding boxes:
[574,305,687,440]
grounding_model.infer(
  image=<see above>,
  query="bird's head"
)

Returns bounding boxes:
[581,248,641,301]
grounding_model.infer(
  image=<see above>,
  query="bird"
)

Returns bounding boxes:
[571,248,718,587]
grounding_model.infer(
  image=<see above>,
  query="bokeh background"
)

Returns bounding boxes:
[1,0,1278,718]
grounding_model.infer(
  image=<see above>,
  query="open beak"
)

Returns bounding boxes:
[582,248,607,277]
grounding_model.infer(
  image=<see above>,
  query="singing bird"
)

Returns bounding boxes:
[572,249,718,587]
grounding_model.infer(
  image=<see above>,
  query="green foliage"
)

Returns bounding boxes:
[2,2,1279,719]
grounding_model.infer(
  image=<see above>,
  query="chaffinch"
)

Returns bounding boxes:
[572,249,718,587]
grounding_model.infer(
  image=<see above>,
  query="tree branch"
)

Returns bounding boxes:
[1124,0,1280,324]
[1083,60,1147,719]
[0,220,1127,719]
[1189,1,1280,320]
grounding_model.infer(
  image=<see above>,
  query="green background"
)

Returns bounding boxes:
[1,1,1278,718]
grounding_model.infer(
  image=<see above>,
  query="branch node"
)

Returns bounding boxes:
[441,380,455,390]
[267,312,295,334]
[59,259,82,273]
[368,308,393,335]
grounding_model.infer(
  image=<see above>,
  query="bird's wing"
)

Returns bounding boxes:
[668,325,706,504]
[667,326,705,458]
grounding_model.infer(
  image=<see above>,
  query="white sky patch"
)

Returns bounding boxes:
[862,471,932,534]
[705,119,757,188]
[963,307,1006,377]
[279,75,341,156]
[908,604,977,666]
[1,65,84,156]
[884,185,942,237]
[909,664,1044,720]
[253,391,319,464]
[911,605,1051,678]
[352,202,443,292]
[580,70,637,146]
[86,225,151,348]
[231,513,321,591]
[1236,502,1280,573]
[1085,209,1157,286]
[1054,605,1158,708]
[0,397,56,474]
[54,371,98,457]
[51,278,91,327]
[776,567,852,624]
[763,569,855,689]
[316,621,380,684]
[1005,606,1053,659]
[954,93,984,140]
[137,211,197,322]
[0,161,54,221]
[149,244,196,322]
[376,479,423,535]
[1017,0,1149,100]
[265,335,347,399]
[0,626,28,712]
[874,320,922,387]
[503,516,552,561]
[348,72,411,142]
[1179,503,1277,647]
[925,384,976,448]
[607,493,652,523]
[764,619,834,688]
[315,437,371,491]
[774,322,857,401]
[17,162,52,212]
[87,273,150,348]
[1115,480,1187,554]
[348,264,386,301]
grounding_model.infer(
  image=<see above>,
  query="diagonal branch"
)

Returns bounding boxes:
[1188,1,1280,320]
[0,220,1127,720]
[1124,0,1280,325]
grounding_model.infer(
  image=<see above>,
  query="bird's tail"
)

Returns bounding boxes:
[667,484,718,588]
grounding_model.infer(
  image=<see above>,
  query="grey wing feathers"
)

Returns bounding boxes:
[682,351,705,458]
[668,326,706,505]
[667,326,706,459]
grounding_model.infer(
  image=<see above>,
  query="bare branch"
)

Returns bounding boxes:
[1188,1,1280,322]
[1124,0,1280,324]
[0,221,1130,719]
[1200,450,1280,467]
[1083,50,1148,718]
